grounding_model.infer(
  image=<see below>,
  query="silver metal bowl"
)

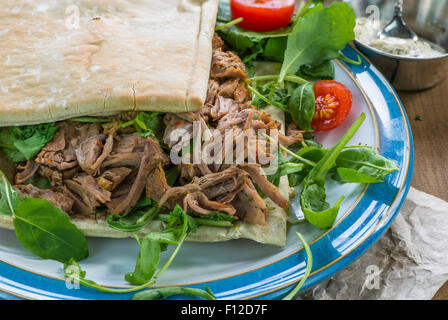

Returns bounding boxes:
[345,0,448,91]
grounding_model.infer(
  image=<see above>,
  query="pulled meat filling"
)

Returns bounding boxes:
[211,48,247,79]
[158,34,300,225]
[14,121,168,216]
[13,34,298,226]
[15,184,75,214]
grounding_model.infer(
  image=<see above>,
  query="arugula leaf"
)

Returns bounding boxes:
[13,196,89,262]
[0,123,59,162]
[157,212,235,228]
[0,171,17,216]
[131,286,216,300]
[134,196,155,209]
[267,150,305,187]
[294,0,329,22]
[263,37,288,62]
[288,146,327,187]
[107,206,159,232]
[278,2,355,83]
[107,196,161,232]
[282,231,313,300]
[65,257,215,299]
[248,74,316,131]
[301,183,344,229]
[64,258,154,293]
[247,83,289,111]
[216,21,292,42]
[120,112,165,142]
[125,205,197,285]
[302,137,323,149]
[333,147,399,183]
[0,170,88,262]
[300,113,365,229]
[165,204,197,233]
[288,82,315,132]
[125,232,171,285]
[297,60,335,80]
[335,168,379,184]
[135,112,165,141]
[192,211,236,223]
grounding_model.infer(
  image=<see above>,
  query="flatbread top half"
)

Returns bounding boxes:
[0,0,219,126]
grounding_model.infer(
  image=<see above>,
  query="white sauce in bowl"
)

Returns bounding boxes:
[355,17,446,58]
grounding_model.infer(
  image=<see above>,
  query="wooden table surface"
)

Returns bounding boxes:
[397,71,448,300]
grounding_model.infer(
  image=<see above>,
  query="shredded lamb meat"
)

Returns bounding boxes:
[14,121,169,216]
[13,33,293,227]
[34,123,78,171]
[210,48,247,79]
[157,165,284,226]
[15,160,40,184]
[15,184,75,214]
[97,167,132,191]
[157,34,294,225]
[212,32,226,50]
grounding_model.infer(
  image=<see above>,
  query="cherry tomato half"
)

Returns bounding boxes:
[230,0,295,32]
[311,80,353,133]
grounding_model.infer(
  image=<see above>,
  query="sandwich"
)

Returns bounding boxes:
[0,0,301,246]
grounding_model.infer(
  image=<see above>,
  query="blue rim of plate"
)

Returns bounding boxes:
[0,45,414,300]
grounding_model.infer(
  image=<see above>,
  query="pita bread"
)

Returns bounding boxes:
[0,0,219,126]
[0,107,290,246]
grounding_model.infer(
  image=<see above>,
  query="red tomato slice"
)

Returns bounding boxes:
[311,80,353,133]
[230,0,295,32]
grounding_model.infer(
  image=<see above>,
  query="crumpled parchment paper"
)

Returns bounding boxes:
[298,187,448,300]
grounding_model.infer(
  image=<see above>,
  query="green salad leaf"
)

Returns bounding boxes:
[106,196,160,232]
[13,197,89,263]
[120,112,166,143]
[279,2,355,82]
[282,231,313,300]
[125,205,197,285]
[158,211,235,228]
[333,147,399,183]
[288,82,315,132]
[267,149,305,187]
[297,60,335,80]
[300,113,365,229]
[0,171,17,216]
[263,37,288,62]
[64,258,154,293]
[301,183,344,229]
[0,123,59,162]
[288,146,327,187]
[125,232,171,285]
[107,206,159,232]
[0,171,88,262]
[131,286,216,300]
